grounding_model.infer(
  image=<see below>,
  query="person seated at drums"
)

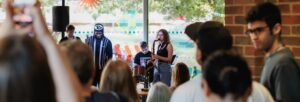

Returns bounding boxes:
[133,41,152,81]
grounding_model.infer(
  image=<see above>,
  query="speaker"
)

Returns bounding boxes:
[52,6,69,32]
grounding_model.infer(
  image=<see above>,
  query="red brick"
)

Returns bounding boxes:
[245,6,254,14]
[225,6,244,14]
[226,25,245,35]
[235,16,246,24]
[278,4,291,13]
[254,0,266,3]
[279,0,300,2]
[233,46,244,54]
[265,0,278,3]
[245,56,264,67]
[225,0,234,5]
[292,25,300,35]
[245,46,265,56]
[293,4,300,13]
[282,15,300,24]
[283,36,300,46]
[234,0,254,4]
[225,16,234,24]
[235,36,252,45]
[293,47,300,57]
[249,65,263,78]
[282,26,291,35]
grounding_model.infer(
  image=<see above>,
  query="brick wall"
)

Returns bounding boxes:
[225,0,300,80]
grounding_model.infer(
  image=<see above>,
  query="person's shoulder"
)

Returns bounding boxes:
[86,36,94,41]
[75,36,81,40]
[271,48,296,64]
[87,91,119,102]
[171,75,203,102]
[104,37,112,43]
[61,37,68,39]
[135,52,143,56]
[175,75,201,91]
[59,37,68,43]
[87,36,93,39]
[248,81,275,102]
[60,37,68,41]
[103,36,111,40]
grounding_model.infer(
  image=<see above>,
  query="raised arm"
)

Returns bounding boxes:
[29,3,83,102]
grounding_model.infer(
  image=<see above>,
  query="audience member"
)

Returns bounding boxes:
[61,40,127,102]
[246,2,300,102]
[170,62,190,93]
[100,60,139,102]
[59,25,81,43]
[202,51,252,102]
[146,82,171,102]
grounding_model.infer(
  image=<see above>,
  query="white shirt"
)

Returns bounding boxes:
[170,75,204,102]
[248,81,275,102]
[170,75,274,102]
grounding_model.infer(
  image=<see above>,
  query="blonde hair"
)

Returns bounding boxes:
[99,60,139,102]
[146,82,171,102]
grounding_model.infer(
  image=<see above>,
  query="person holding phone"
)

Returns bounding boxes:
[0,0,83,102]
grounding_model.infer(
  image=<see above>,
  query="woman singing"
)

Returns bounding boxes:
[153,29,173,86]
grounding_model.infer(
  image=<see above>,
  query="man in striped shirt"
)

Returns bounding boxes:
[86,23,113,87]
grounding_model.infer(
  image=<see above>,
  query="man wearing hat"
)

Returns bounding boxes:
[86,23,113,87]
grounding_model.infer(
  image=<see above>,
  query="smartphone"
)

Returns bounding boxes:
[13,0,37,29]
[13,0,36,7]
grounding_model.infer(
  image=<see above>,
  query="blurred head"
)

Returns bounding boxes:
[246,2,282,52]
[157,29,170,43]
[140,41,148,53]
[66,25,75,37]
[146,82,171,102]
[60,40,94,88]
[202,50,252,102]
[185,21,233,64]
[100,60,138,102]
[172,62,190,87]
[0,35,56,102]
[94,23,104,39]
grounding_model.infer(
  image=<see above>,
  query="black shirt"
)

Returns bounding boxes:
[157,42,169,62]
[59,36,81,43]
[134,51,152,67]
[261,48,300,102]
[86,91,128,102]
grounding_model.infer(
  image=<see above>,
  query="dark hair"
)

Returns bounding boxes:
[67,25,75,31]
[140,41,148,48]
[0,35,56,102]
[246,2,282,40]
[60,40,94,85]
[202,50,252,100]
[197,21,233,62]
[172,62,190,87]
[157,29,171,43]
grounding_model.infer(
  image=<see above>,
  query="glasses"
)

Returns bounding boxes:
[245,26,268,35]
